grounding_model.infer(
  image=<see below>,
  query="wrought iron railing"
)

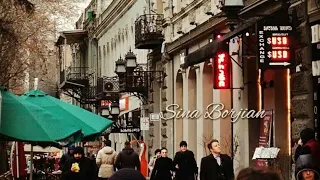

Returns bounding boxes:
[66,67,90,80]
[82,86,97,100]
[119,70,164,93]
[135,14,164,48]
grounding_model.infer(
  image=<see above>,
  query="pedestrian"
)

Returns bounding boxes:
[200,139,234,180]
[236,167,283,180]
[59,145,75,170]
[173,141,198,180]
[115,141,140,171]
[294,128,320,164]
[148,149,161,176]
[108,168,146,180]
[96,140,118,180]
[61,146,96,180]
[150,148,174,180]
[296,153,320,180]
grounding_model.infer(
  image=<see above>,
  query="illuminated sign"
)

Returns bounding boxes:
[257,24,293,68]
[100,100,111,108]
[213,52,231,89]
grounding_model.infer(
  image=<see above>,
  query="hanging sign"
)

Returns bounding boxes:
[257,24,293,69]
[213,52,231,89]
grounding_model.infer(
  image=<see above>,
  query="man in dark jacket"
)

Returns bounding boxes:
[294,128,320,164]
[173,141,198,180]
[59,145,75,170]
[115,141,140,171]
[61,146,96,180]
[200,139,234,180]
[150,148,174,180]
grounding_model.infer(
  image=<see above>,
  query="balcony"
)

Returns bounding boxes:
[135,14,164,49]
[60,67,90,89]
[118,71,164,99]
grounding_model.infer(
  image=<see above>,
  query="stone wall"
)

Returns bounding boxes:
[290,2,314,143]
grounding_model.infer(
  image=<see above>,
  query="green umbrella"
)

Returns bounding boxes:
[0,87,82,144]
[22,89,113,138]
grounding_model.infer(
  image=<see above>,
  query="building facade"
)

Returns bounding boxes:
[155,0,302,178]
[56,0,320,179]
[159,0,248,172]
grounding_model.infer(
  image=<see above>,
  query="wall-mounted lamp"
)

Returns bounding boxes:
[219,0,244,31]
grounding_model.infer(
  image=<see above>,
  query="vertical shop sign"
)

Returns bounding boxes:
[213,52,231,89]
[258,110,273,147]
[256,110,273,168]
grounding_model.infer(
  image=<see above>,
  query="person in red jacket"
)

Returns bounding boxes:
[294,128,320,165]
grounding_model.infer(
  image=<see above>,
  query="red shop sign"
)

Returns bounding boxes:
[213,52,231,89]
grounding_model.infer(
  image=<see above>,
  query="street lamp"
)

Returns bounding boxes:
[220,0,244,31]
[114,50,165,104]
[110,101,120,116]
[125,49,137,69]
[115,56,126,74]
[101,108,110,116]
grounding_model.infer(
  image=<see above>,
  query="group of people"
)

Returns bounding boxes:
[56,127,320,180]
[148,140,234,180]
[58,140,142,180]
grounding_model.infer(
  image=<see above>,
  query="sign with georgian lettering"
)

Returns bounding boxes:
[257,24,294,69]
[213,52,231,89]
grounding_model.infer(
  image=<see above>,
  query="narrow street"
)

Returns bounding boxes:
[1,0,320,180]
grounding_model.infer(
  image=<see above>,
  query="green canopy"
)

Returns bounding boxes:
[22,90,113,138]
[0,88,82,144]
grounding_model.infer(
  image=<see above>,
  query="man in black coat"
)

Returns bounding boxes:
[173,141,198,180]
[150,148,174,180]
[200,139,234,180]
[61,146,96,180]
[115,141,140,171]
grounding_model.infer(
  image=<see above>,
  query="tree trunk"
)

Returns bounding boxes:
[0,142,8,175]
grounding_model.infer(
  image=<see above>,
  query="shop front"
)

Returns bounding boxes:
[181,1,292,178]
[109,95,141,151]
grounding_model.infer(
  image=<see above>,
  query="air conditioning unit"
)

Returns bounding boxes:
[103,76,119,92]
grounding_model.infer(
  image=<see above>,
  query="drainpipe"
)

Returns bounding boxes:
[172,54,175,156]
[169,0,175,157]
